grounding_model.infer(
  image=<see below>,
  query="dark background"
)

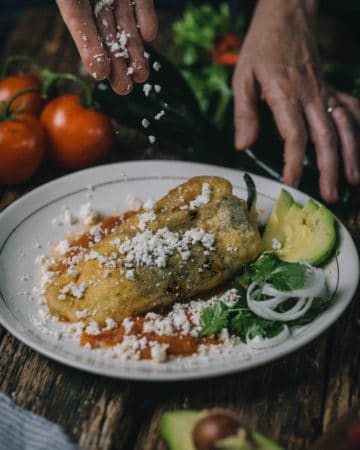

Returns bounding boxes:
[1,1,360,40]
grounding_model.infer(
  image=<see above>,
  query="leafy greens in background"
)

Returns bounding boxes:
[173,3,245,128]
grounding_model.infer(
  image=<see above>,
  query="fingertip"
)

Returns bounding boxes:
[348,167,360,186]
[234,120,259,150]
[130,59,150,84]
[132,68,149,84]
[91,67,110,81]
[110,78,133,95]
[283,166,301,188]
[140,22,158,42]
[320,180,338,204]
[235,136,255,151]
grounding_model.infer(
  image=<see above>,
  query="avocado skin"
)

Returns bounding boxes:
[262,190,336,265]
[160,411,284,450]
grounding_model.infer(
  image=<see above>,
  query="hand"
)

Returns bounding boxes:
[56,0,157,94]
[232,0,360,203]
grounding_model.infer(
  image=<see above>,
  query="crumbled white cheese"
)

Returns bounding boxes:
[271,238,282,250]
[104,318,118,330]
[125,195,142,212]
[79,203,99,225]
[63,209,77,225]
[189,183,211,210]
[154,110,165,120]
[143,83,152,96]
[125,269,135,280]
[141,118,150,128]
[127,66,134,75]
[143,199,156,210]
[75,309,90,319]
[144,51,150,59]
[52,208,77,226]
[154,84,161,93]
[226,246,238,253]
[89,224,103,243]
[94,0,114,16]
[122,318,134,334]
[54,240,70,255]
[153,61,161,71]
[107,30,129,59]
[148,135,156,144]
[113,226,215,273]
[138,211,157,230]
[85,320,100,335]
[60,282,88,299]
[150,342,169,363]
[67,266,79,278]
[38,270,56,291]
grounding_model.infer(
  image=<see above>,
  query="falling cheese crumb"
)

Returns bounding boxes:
[143,83,152,96]
[154,110,165,120]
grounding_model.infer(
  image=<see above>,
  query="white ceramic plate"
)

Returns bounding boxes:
[0,161,358,381]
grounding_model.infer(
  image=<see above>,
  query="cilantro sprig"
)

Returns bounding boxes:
[200,298,284,340]
[236,253,307,291]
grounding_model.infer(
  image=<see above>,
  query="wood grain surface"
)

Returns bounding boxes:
[1,7,360,450]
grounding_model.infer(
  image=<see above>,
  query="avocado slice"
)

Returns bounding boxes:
[160,410,202,450]
[261,189,294,251]
[160,410,284,450]
[262,190,336,265]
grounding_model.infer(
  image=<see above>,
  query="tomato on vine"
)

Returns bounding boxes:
[40,94,113,170]
[0,88,45,185]
[0,56,44,116]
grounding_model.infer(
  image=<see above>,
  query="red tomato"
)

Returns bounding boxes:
[211,32,241,66]
[0,113,45,185]
[40,95,113,169]
[0,75,44,115]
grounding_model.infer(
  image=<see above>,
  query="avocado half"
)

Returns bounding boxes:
[160,410,283,450]
[261,189,336,265]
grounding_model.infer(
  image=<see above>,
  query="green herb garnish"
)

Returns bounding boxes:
[200,253,326,341]
[236,253,307,291]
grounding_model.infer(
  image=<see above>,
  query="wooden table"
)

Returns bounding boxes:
[1,7,360,450]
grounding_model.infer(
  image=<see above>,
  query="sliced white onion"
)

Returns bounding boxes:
[265,266,326,299]
[246,325,290,349]
[252,297,314,322]
[246,262,327,323]
[248,293,315,321]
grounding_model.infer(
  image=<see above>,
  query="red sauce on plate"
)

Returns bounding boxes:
[80,316,220,359]
[55,212,136,273]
